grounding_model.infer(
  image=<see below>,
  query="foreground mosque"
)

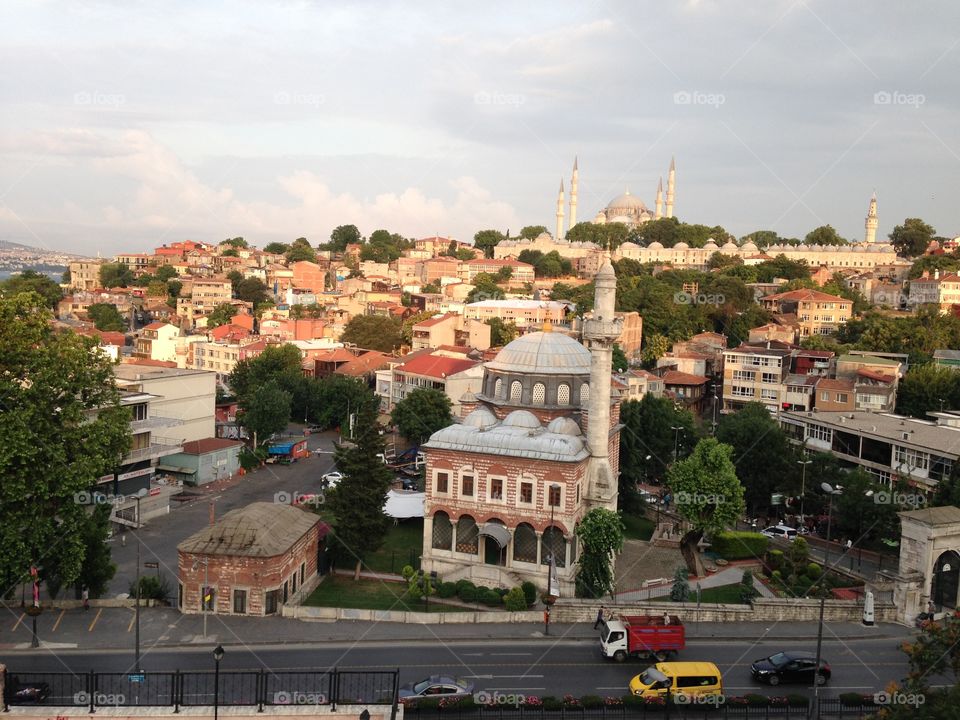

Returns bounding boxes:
[419,257,622,595]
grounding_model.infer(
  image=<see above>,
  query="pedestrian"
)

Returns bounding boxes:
[121,532,126,547]
[593,605,605,629]
[82,587,89,611]
[845,538,852,551]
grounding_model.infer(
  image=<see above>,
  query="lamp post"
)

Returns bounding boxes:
[213,644,224,720]
[670,426,683,464]
[133,489,148,672]
[797,459,812,526]
[811,586,826,720]
[821,482,842,565]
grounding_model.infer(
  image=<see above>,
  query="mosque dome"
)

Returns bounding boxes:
[547,417,582,436]
[674,241,690,250]
[721,241,738,252]
[462,407,498,429]
[741,241,759,253]
[606,190,649,213]
[703,241,718,251]
[501,410,542,429]
[648,241,664,250]
[485,330,592,375]
[620,241,639,250]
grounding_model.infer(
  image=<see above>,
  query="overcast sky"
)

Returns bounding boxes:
[2,0,959,256]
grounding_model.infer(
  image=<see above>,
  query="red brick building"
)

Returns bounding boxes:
[177,503,326,616]
[420,259,623,595]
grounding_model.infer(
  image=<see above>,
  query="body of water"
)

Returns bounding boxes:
[0,269,66,282]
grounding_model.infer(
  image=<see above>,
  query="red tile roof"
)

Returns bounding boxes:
[660,370,708,386]
[762,288,850,304]
[144,322,169,330]
[334,351,393,377]
[314,348,357,363]
[816,377,854,391]
[856,368,895,383]
[397,353,479,379]
[415,313,455,328]
[180,438,245,455]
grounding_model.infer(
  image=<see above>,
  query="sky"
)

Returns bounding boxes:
[1,0,959,257]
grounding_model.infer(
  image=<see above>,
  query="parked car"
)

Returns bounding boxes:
[398,676,475,705]
[5,679,49,705]
[751,651,830,686]
[761,525,798,540]
[321,471,343,487]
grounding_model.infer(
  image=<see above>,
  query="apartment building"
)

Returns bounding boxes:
[177,279,232,327]
[114,365,216,444]
[134,322,180,363]
[190,338,270,382]
[463,299,569,330]
[410,313,492,351]
[908,271,960,313]
[460,258,536,284]
[760,288,852,336]
[114,253,153,274]
[67,260,105,290]
[721,344,793,413]
[376,349,483,415]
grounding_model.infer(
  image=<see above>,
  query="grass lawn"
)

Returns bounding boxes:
[622,514,655,541]
[692,583,745,604]
[360,519,425,574]
[303,575,472,612]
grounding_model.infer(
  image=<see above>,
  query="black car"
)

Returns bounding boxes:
[5,679,50,705]
[751,651,830,686]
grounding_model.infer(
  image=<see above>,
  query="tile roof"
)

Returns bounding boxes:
[178,502,324,557]
[856,368,896,383]
[334,351,393,376]
[414,313,455,328]
[397,353,479,379]
[815,378,854,391]
[762,288,851,304]
[660,370,708,386]
[180,438,245,455]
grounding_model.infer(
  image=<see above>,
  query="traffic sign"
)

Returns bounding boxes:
[128,674,145,683]
[143,561,159,569]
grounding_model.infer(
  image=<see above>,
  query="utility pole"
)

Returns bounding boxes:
[134,494,142,672]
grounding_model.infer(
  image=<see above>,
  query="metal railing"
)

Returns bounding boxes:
[4,668,399,715]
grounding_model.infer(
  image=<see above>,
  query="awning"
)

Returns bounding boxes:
[383,490,425,519]
[479,522,511,548]
[155,465,196,475]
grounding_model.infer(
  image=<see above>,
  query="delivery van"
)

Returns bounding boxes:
[629,661,723,699]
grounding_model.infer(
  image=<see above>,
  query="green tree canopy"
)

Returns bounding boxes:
[740,230,798,249]
[565,222,631,250]
[340,315,403,352]
[307,376,375,431]
[518,225,548,240]
[221,237,248,248]
[804,225,848,246]
[486,317,518,347]
[0,292,131,596]
[667,438,745,575]
[206,303,237,329]
[0,269,63,309]
[755,255,811,282]
[908,251,960,280]
[154,265,177,282]
[466,273,506,303]
[263,242,289,255]
[235,277,271,308]
[473,229,506,258]
[327,224,362,253]
[285,238,317,263]
[228,343,303,403]
[75,504,117,598]
[87,303,126,332]
[890,218,936,257]
[329,402,394,579]
[574,507,624,599]
[897,364,960,419]
[237,379,291,446]
[518,249,573,277]
[549,282,594,313]
[361,229,408,263]
[612,343,629,372]
[390,388,453,443]
[99,263,133,288]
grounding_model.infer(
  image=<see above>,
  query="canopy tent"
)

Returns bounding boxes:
[383,490,425,519]
[479,522,511,548]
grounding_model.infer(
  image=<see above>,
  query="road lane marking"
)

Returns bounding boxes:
[491,653,531,656]
[52,609,65,632]
[127,612,136,633]
[88,608,102,632]
[11,613,25,631]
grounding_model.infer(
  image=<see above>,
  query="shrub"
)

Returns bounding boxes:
[455,579,476,594]
[521,581,537,606]
[787,694,809,707]
[745,693,768,707]
[771,569,782,580]
[580,695,604,709]
[495,587,510,597]
[839,692,867,706]
[540,696,562,710]
[239,448,261,471]
[481,589,503,606]
[437,582,457,598]
[767,548,784,571]
[503,587,528,611]
[130,575,171,602]
[710,531,769,560]
[670,567,690,602]
[806,562,822,579]
[458,585,478,603]
[621,694,645,707]
[738,570,760,603]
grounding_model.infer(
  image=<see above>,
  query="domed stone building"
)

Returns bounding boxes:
[420,261,623,595]
[593,190,654,227]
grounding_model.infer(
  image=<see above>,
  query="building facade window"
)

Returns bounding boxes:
[548,484,561,507]
[461,474,474,497]
[557,384,570,405]
[510,381,522,402]
[435,471,449,494]
[233,589,247,614]
[432,511,454,550]
[520,481,533,504]
[494,378,503,398]
[456,516,479,554]
[513,523,538,563]
[807,424,832,443]
[541,527,566,568]
[580,384,590,405]
[533,382,546,404]
[265,589,278,615]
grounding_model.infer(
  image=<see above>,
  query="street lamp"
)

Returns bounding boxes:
[133,488,148,673]
[820,482,842,565]
[670,426,683,464]
[797,459,812,525]
[213,644,225,720]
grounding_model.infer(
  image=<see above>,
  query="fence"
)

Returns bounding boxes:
[4,668,398,715]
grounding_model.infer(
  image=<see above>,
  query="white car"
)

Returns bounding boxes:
[321,471,343,486]
[762,525,799,540]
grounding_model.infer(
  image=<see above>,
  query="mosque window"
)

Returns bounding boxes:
[432,511,453,550]
[532,382,546,404]
[580,383,590,405]
[510,381,522,402]
[494,377,503,398]
[557,383,570,405]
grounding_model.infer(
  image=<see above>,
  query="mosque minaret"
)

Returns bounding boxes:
[865,192,878,243]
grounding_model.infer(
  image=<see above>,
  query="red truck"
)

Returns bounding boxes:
[599,614,686,662]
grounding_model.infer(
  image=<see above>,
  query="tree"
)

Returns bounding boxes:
[328,224,362,253]
[308,376,374,431]
[670,567,690,602]
[890,218,936,257]
[235,277,271,308]
[221,248,239,258]
[206,303,237,329]
[641,333,669,365]
[166,279,182,301]
[0,292,131,598]
[487,317,518,347]
[706,253,742,271]
[755,255,810,282]
[741,230,795,249]
[716,403,796,513]
[285,238,317,263]
[574,507,624,598]
[519,250,572,278]
[804,225,848,246]
[518,225,548,240]
[226,270,244,296]
[221,237,248,248]
[361,230,405,263]
[400,310,436,345]
[0,270,63,309]
[75,503,116,598]
[827,468,901,548]
[896,364,960,419]
[263,242,289,255]
[340,315,403,352]
[391,388,453,443]
[908,251,960,280]
[86,303,126,332]
[154,265,177,282]
[667,438,745,576]
[61,268,71,284]
[474,229,506,258]
[99,263,133,288]
[466,273,505,303]
[328,402,394,579]
[237,379,291,447]
[612,344,629,372]
[228,343,303,404]
[550,281,594,313]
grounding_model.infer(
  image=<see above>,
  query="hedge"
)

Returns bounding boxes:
[710,531,769,560]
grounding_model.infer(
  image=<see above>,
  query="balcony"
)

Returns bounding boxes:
[129,415,184,433]
[122,437,184,463]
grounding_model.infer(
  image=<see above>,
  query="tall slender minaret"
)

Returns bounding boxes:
[582,254,622,509]
[569,157,579,229]
[665,156,676,218]
[655,177,664,219]
[555,179,565,240]
[865,192,878,243]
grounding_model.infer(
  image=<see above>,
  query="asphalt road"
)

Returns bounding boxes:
[3,636,916,700]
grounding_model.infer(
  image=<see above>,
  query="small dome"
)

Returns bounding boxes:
[620,241,639,250]
[486,331,592,375]
[462,407,498,429]
[535,232,553,242]
[674,241,689,250]
[703,241,718,250]
[547,417,582,436]
[648,241,664,250]
[501,410,542,429]
[722,241,738,251]
[741,241,758,252]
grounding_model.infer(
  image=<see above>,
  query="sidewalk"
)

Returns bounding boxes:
[0,604,913,652]
[614,566,777,602]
